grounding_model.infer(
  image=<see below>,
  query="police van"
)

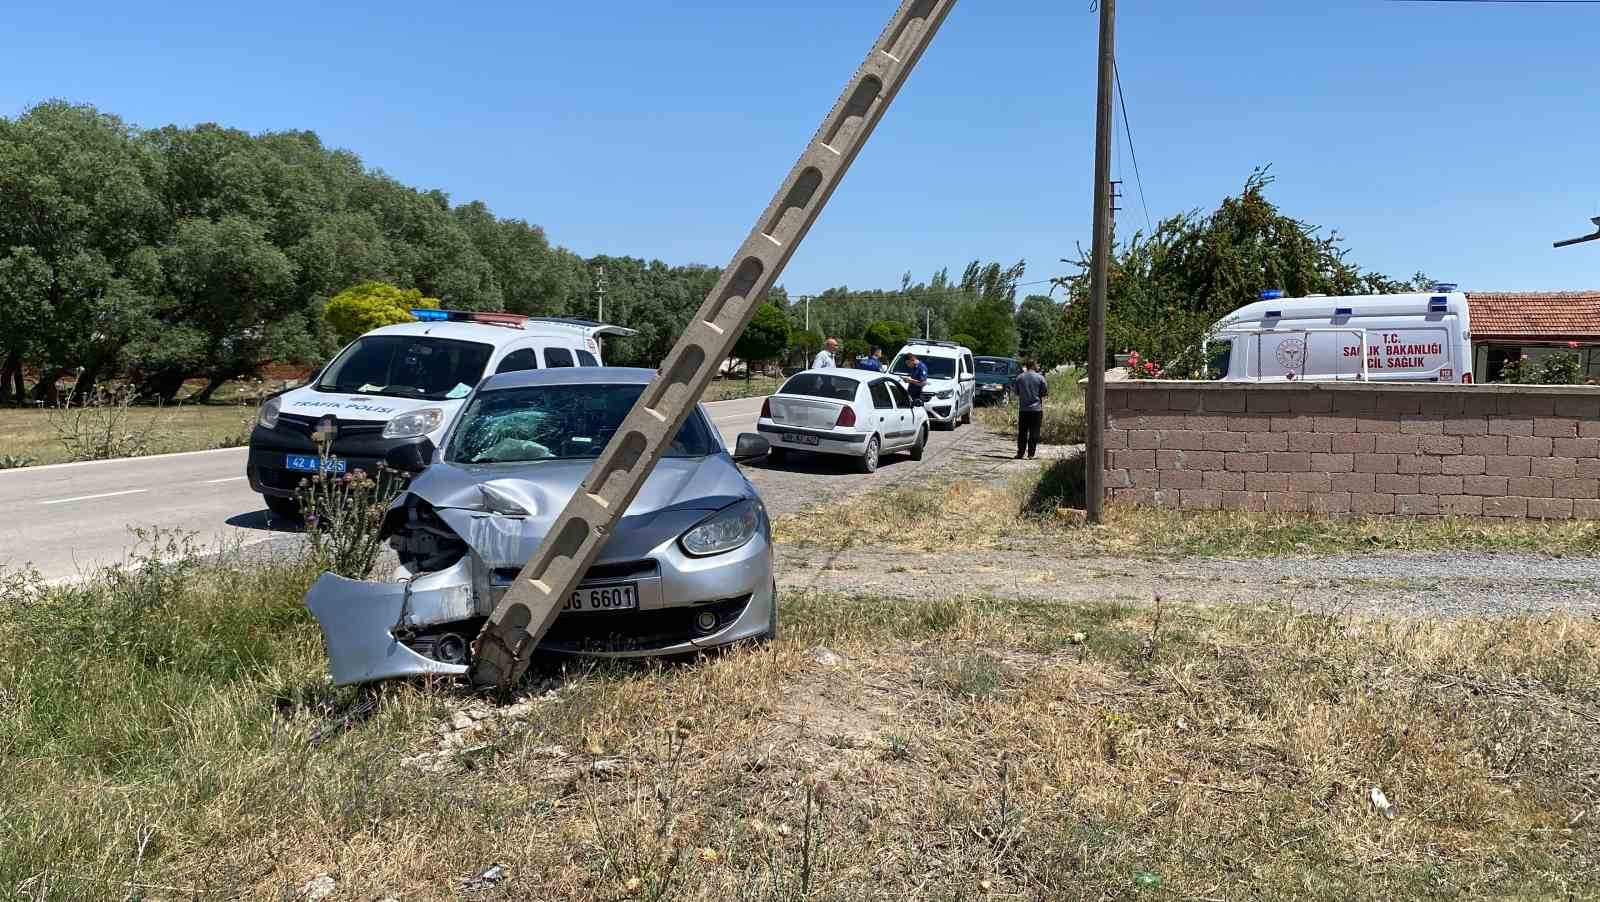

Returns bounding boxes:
[247,310,635,517]
[1207,287,1474,384]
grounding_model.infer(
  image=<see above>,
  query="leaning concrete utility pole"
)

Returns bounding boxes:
[469,0,959,690]
[1084,0,1115,524]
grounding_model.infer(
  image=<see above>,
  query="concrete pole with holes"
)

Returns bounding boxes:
[469,0,960,691]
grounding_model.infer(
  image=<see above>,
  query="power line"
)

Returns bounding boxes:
[1112,58,1152,234]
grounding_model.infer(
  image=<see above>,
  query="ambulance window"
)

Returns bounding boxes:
[575,349,599,367]
[1206,340,1233,380]
[495,348,539,374]
[544,347,575,368]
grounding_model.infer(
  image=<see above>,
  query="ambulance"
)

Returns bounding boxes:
[1207,286,1473,384]
[246,310,635,518]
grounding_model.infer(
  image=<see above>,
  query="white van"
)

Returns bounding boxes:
[888,340,976,429]
[1208,289,1474,384]
[247,310,636,517]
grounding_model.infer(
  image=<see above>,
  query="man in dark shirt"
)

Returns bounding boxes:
[1013,359,1048,460]
[902,353,929,403]
[856,347,885,371]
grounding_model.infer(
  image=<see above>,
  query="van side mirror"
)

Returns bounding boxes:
[385,438,436,475]
[732,433,770,463]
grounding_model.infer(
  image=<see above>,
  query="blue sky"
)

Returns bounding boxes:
[4,1,1597,296]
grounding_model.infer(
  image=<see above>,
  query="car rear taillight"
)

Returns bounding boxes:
[760,398,771,419]
[836,406,856,428]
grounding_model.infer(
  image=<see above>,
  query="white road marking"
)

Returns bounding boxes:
[0,445,244,476]
[38,489,148,506]
[204,476,248,484]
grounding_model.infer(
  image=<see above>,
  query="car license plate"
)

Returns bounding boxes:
[783,432,821,446]
[562,582,639,612]
[285,454,348,474]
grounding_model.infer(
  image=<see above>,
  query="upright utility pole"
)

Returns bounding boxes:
[1085,0,1116,524]
[594,265,608,321]
[925,307,931,339]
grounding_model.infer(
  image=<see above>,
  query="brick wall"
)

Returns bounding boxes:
[1105,381,1600,519]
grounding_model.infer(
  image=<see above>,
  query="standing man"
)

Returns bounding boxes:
[1013,359,1048,460]
[901,352,929,405]
[812,337,838,369]
[857,347,884,371]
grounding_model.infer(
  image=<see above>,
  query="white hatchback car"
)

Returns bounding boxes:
[757,369,929,472]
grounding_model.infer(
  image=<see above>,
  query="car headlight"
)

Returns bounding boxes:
[383,408,445,439]
[257,397,281,430]
[936,389,953,399]
[680,499,761,557]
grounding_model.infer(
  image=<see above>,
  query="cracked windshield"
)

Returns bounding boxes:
[447,383,717,463]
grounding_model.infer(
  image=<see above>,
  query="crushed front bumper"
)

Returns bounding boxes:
[306,528,775,686]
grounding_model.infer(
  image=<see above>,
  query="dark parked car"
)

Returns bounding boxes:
[974,356,1021,405]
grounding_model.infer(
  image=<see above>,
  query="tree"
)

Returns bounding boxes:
[841,338,870,364]
[153,216,298,400]
[864,319,911,355]
[1014,295,1058,363]
[788,328,822,366]
[324,282,439,344]
[950,333,979,351]
[1054,168,1428,375]
[733,302,790,378]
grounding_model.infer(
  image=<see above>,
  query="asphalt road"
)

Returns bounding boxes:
[0,396,988,581]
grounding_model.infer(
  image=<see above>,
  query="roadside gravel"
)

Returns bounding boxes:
[777,545,1600,619]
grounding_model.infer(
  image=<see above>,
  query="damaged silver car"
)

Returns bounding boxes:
[306,367,776,686]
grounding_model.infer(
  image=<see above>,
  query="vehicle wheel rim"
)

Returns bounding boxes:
[867,439,879,468]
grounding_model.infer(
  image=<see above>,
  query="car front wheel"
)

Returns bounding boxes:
[858,435,880,473]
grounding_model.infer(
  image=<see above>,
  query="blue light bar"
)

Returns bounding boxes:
[1335,307,1353,316]
[1260,289,1284,301]
[1431,282,1458,293]
[410,308,449,321]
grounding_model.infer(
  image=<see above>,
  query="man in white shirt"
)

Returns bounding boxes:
[812,337,838,369]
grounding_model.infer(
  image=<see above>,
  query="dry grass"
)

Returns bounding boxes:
[0,404,258,467]
[2,538,1597,900]
[703,375,784,403]
[974,368,1086,448]
[775,457,1600,560]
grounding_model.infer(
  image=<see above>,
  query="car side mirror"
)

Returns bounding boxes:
[732,433,770,463]
[385,438,436,474]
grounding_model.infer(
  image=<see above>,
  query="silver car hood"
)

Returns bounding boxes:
[401,454,750,568]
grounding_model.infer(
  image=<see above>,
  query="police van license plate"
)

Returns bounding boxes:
[783,432,821,446]
[563,582,639,612]
[285,454,348,474]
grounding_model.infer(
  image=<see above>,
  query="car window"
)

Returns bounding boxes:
[890,355,956,379]
[779,372,861,401]
[447,383,717,464]
[575,349,599,367]
[868,380,893,409]
[975,358,1012,376]
[494,348,539,374]
[962,354,974,376]
[1206,339,1234,380]
[887,380,911,408]
[544,347,575,368]
[316,336,493,401]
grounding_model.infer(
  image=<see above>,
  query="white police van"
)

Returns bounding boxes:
[888,340,976,429]
[1208,286,1474,384]
[247,310,635,517]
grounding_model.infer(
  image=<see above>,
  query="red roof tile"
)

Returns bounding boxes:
[1467,291,1600,342]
